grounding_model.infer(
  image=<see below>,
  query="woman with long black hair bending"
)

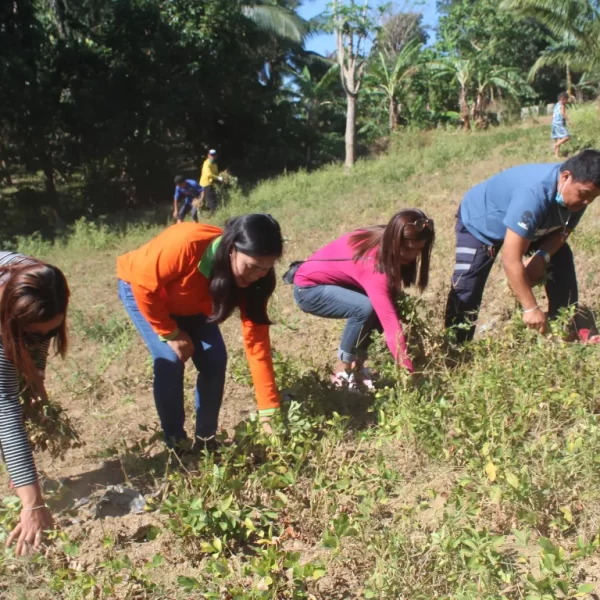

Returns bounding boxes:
[117,215,284,450]
[0,252,70,556]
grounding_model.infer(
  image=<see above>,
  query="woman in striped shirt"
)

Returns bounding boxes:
[0,252,70,556]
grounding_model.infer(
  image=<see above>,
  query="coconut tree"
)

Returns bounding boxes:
[242,0,310,44]
[502,0,600,94]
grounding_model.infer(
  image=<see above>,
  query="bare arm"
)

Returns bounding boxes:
[502,230,547,332]
[523,229,570,284]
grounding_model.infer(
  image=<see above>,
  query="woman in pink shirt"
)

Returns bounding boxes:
[293,209,434,388]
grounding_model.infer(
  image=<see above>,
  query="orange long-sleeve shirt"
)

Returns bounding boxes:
[117,223,279,413]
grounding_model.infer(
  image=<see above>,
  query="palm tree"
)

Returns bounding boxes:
[242,1,310,44]
[365,38,422,132]
[502,0,600,94]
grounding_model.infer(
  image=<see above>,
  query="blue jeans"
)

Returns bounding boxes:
[178,200,198,222]
[445,211,578,343]
[294,284,381,363]
[118,280,227,446]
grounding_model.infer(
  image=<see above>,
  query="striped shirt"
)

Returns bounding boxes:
[0,252,50,487]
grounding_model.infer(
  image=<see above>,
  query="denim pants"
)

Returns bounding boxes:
[178,200,198,222]
[118,280,227,446]
[444,212,578,343]
[294,284,381,363]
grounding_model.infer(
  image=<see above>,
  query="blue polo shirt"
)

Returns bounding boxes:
[174,180,203,204]
[460,163,586,245]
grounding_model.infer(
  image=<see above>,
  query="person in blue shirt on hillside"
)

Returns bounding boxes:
[173,176,203,223]
[445,150,600,343]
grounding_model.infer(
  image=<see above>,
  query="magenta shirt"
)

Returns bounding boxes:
[295,233,413,372]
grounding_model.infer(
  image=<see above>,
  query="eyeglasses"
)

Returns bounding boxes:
[407,218,434,232]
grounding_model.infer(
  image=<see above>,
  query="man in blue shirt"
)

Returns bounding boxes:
[173,176,203,223]
[445,150,600,343]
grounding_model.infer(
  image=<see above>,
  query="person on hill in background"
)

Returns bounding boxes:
[552,92,571,158]
[200,149,223,215]
[173,176,203,224]
[0,252,70,556]
[445,150,600,344]
[117,215,283,452]
[289,209,435,389]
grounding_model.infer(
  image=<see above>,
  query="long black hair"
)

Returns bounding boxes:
[208,214,283,324]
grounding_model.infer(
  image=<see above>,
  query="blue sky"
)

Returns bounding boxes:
[297,0,439,55]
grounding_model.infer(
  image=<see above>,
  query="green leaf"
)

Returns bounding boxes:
[220,495,233,512]
[576,583,595,596]
[505,471,519,489]
[177,576,201,591]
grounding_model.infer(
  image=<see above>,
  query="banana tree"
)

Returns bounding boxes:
[430,56,474,130]
[473,64,534,126]
[365,38,422,131]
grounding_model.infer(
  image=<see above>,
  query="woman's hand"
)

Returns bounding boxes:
[28,369,48,406]
[7,506,54,556]
[167,331,194,363]
[8,482,53,556]
[260,415,274,435]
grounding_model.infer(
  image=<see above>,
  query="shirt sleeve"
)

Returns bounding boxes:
[130,240,195,339]
[174,187,182,201]
[503,189,548,240]
[239,306,280,415]
[0,344,38,487]
[362,276,413,372]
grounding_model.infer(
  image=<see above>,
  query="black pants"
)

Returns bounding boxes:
[444,213,578,343]
[204,186,217,213]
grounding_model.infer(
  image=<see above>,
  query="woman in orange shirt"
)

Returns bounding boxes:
[117,214,283,451]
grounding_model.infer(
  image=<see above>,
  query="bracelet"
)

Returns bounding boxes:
[21,504,48,512]
[523,305,540,314]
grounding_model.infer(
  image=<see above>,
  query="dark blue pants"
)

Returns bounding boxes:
[444,213,578,343]
[294,284,382,362]
[118,280,227,446]
[178,200,199,222]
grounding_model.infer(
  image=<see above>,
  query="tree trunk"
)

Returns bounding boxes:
[459,88,470,131]
[345,93,356,171]
[41,152,57,198]
[566,64,572,99]
[389,97,398,132]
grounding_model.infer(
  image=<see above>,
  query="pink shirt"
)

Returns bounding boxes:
[295,233,413,372]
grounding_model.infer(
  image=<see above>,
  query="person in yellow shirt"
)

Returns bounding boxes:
[200,149,222,214]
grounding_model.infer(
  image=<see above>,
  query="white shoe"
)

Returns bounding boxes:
[359,368,375,390]
[331,371,357,389]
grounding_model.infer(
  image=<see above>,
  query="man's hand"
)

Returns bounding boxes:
[173,209,178,219]
[523,306,547,333]
[167,331,194,362]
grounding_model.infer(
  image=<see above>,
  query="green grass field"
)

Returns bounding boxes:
[2,106,600,599]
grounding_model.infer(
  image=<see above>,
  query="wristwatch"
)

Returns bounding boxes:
[535,249,550,264]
